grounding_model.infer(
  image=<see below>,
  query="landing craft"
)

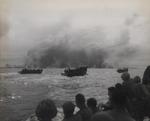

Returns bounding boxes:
[61,66,87,77]
[18,68,43,74]
[117,67,128,73]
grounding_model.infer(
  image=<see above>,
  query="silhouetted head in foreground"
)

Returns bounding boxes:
[115,83,122,89]
[75,93,92,121]
[87,98,98,114]
[108,86,115,98]
[87,98,97,108]
[63,101,75,118]
[142,65,150,85]
[35,99,57,121]
[75,93,86,109]
[121,72,130,82]
[133,76,141,84]
[110,86,127,108]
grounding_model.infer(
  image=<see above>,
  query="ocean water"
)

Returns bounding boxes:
[0,68,145,121]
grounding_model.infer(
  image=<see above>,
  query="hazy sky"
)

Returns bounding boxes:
[0,0,150,66]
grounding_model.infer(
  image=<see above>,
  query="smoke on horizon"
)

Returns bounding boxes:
[25,23,139,68]
[25,39,108,68]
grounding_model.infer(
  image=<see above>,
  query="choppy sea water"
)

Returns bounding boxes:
[0,68,145,121]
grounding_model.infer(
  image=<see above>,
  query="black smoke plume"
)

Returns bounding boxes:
[25,40,108,68]
[24,15,140,68]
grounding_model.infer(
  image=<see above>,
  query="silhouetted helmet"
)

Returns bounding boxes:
[35,99,57,121]
[121,72,130,81]
[63,101,75,116]
[75,93,85,105]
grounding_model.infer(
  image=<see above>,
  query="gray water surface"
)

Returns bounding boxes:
[0,68,144,121]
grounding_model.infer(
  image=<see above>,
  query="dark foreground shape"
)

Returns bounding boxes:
[117,67,128,73]
[142,65,150,84]
[18,68,43,74]
[61,66,87,77]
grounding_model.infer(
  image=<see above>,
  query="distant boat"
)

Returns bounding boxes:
[18,68,43,74]
[61,66,87,77]
[117,67,128,73]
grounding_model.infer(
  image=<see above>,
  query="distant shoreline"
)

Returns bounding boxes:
[0,66,145,69]
[0,66,23,69]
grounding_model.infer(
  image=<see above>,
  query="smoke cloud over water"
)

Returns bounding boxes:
[25,28,108,68]
[25,23,139,68]
[2,0,150,67]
